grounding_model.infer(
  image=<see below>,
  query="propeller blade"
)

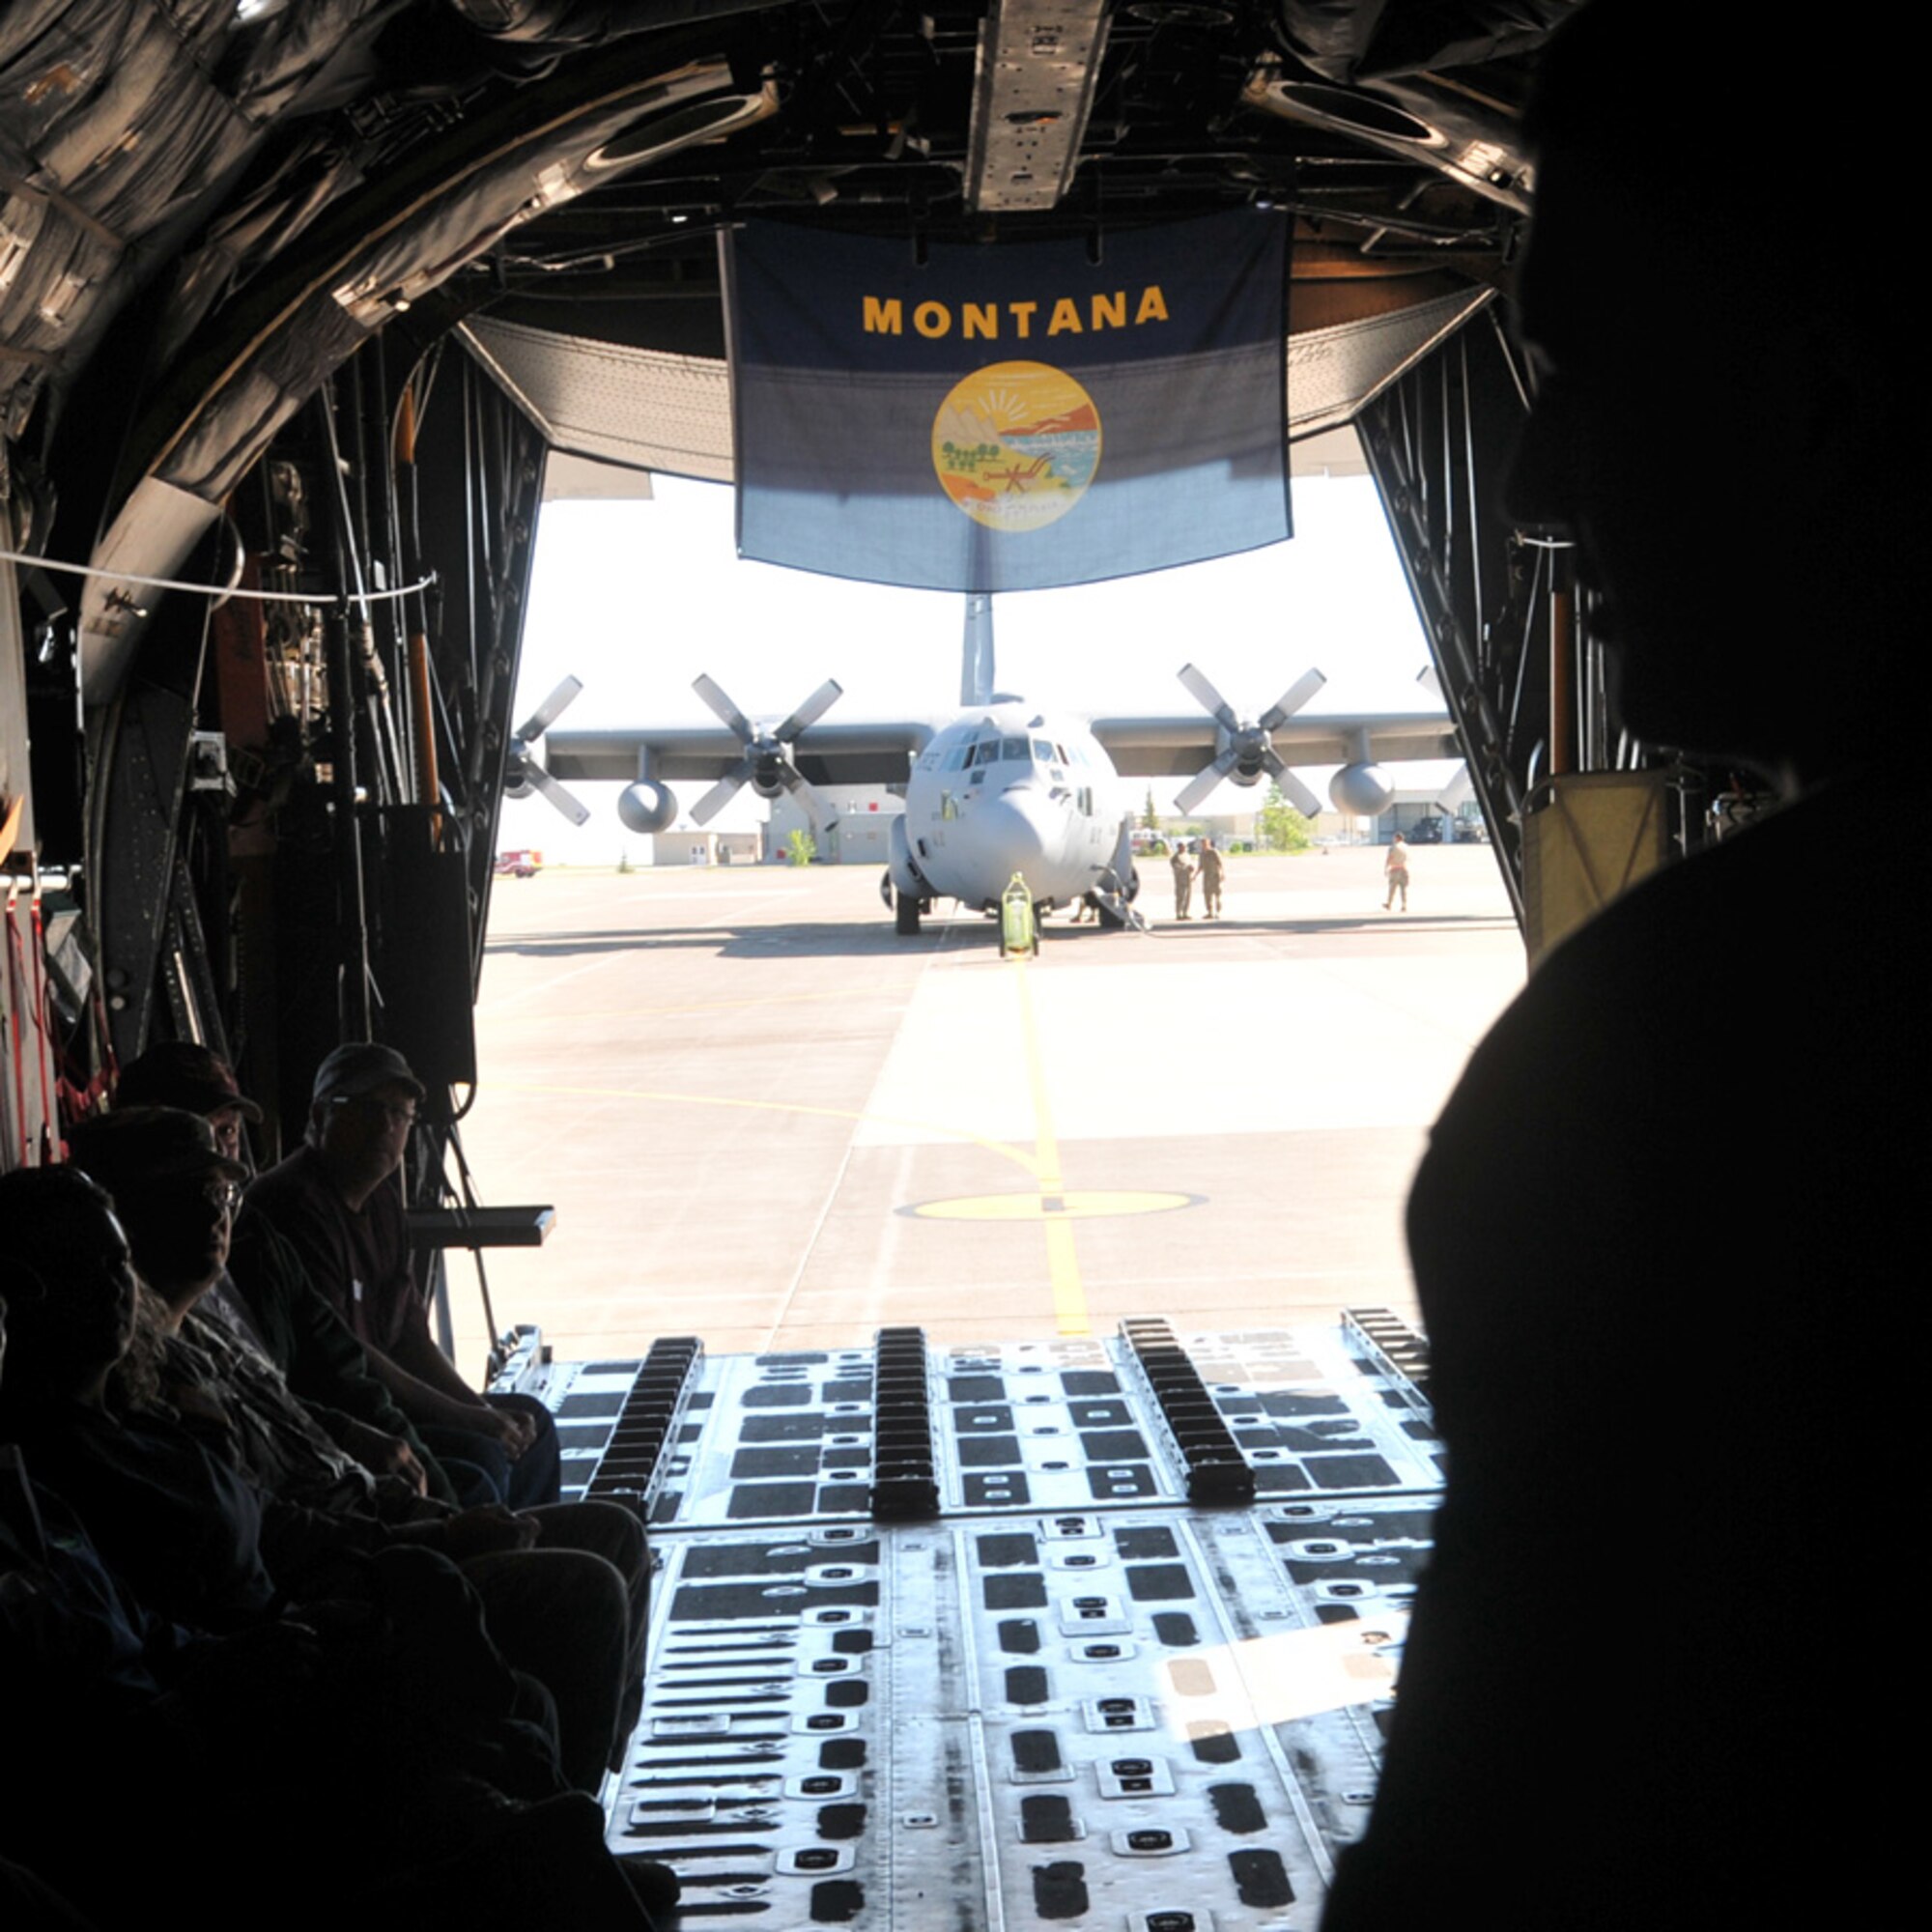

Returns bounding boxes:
[514,675,583,743]
[1177,663,1239,732]
[775,678,844,743]
[775,761,825,830]
[1262,752,1324,819]
[1173,770,1221,816]
[1175,746,1240,816]
[692,673,753,742]
[1437,762,1474,810]
[1257,667,1327,732]
[526,763,592,827]
[692,754,755,825]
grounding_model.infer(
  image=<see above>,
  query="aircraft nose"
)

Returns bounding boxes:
[979,787,1057,874]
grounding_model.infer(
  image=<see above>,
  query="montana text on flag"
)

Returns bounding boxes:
[725,211,1291,592]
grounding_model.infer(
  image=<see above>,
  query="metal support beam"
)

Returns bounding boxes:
[966,0,1111,213]
[1355,312,1548,927]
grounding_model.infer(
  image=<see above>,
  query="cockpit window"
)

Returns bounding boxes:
[1032,738,1055,761]
[1000,736,1027,760]
[972,740,1000,767]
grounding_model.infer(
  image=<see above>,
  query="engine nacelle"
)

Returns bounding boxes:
[1330,761,1394,815]
[887,816,928,896]
[618,779,676,834]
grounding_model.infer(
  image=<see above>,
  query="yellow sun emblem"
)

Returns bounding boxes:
[931,361,1101,532]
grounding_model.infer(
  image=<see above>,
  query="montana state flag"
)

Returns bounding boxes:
[726,211,1291,591]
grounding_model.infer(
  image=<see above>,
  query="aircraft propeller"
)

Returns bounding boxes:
[503,674,592,825]
[1173,663,1327,817]
[688,673,844,829]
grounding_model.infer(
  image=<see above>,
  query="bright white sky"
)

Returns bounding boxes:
[498,457,1456,858]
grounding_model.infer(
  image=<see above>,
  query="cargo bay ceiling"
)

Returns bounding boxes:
[3,1,1570,611]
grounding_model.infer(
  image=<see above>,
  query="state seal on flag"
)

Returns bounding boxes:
[931,360,1101,533]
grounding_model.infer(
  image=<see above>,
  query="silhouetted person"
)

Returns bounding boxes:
[0,1166,661,1929]
[117,1040,448,1498]
[71,1105,653,1795]
[1322,7,1918,1927]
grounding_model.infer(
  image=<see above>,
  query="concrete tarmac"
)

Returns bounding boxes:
[450,846,1522,1373]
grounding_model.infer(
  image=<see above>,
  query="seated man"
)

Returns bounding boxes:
[244,1042,559,1509]
[1,1180,659,1930]
[67,1106,652,1795]
[117,1039,452,1501]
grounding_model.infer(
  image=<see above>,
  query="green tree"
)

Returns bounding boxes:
[785,828,817,867]
[1258,784,1314,852]
[1140,786,1160,832]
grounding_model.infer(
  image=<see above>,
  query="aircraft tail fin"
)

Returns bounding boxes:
[960,592,995,707]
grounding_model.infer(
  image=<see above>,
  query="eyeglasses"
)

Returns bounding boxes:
[202,1179,242,1214]
[332,1096,417,1128]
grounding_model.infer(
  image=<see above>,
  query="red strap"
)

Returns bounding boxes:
[3,882,23,1167]
[30,881,55,1162]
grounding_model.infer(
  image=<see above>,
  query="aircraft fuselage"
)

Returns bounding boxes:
[899,698,1124,911]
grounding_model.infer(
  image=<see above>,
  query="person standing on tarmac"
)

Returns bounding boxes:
[1382,832,1410,912]
[1198,837,1226,919]
[1169,838,1196,920]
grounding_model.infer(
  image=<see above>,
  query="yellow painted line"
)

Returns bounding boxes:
[1011,957,1090,1337]
[910,1190,1195,1222]
[485,1080,1040,1179]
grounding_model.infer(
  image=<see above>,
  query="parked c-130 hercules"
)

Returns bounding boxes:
[524,596,1462,931]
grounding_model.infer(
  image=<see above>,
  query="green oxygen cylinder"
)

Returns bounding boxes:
[1000,872,1037,958]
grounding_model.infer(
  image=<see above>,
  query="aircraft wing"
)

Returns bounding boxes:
[1090,711,1462,778]
[547,721,934,788]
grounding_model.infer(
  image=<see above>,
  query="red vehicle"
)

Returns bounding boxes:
[494,849,542,878]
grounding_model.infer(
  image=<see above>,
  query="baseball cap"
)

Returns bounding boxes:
[115,1040,263,1122]
[69,1107,250,1198]
[311,1042,427,1108]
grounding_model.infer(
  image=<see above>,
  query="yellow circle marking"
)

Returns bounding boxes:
[910,1189,1197,1223]
[932,360,1100,532]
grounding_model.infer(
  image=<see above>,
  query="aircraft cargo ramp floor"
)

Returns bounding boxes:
[466,849,1520,1925]
[519,1309,1435,1929]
